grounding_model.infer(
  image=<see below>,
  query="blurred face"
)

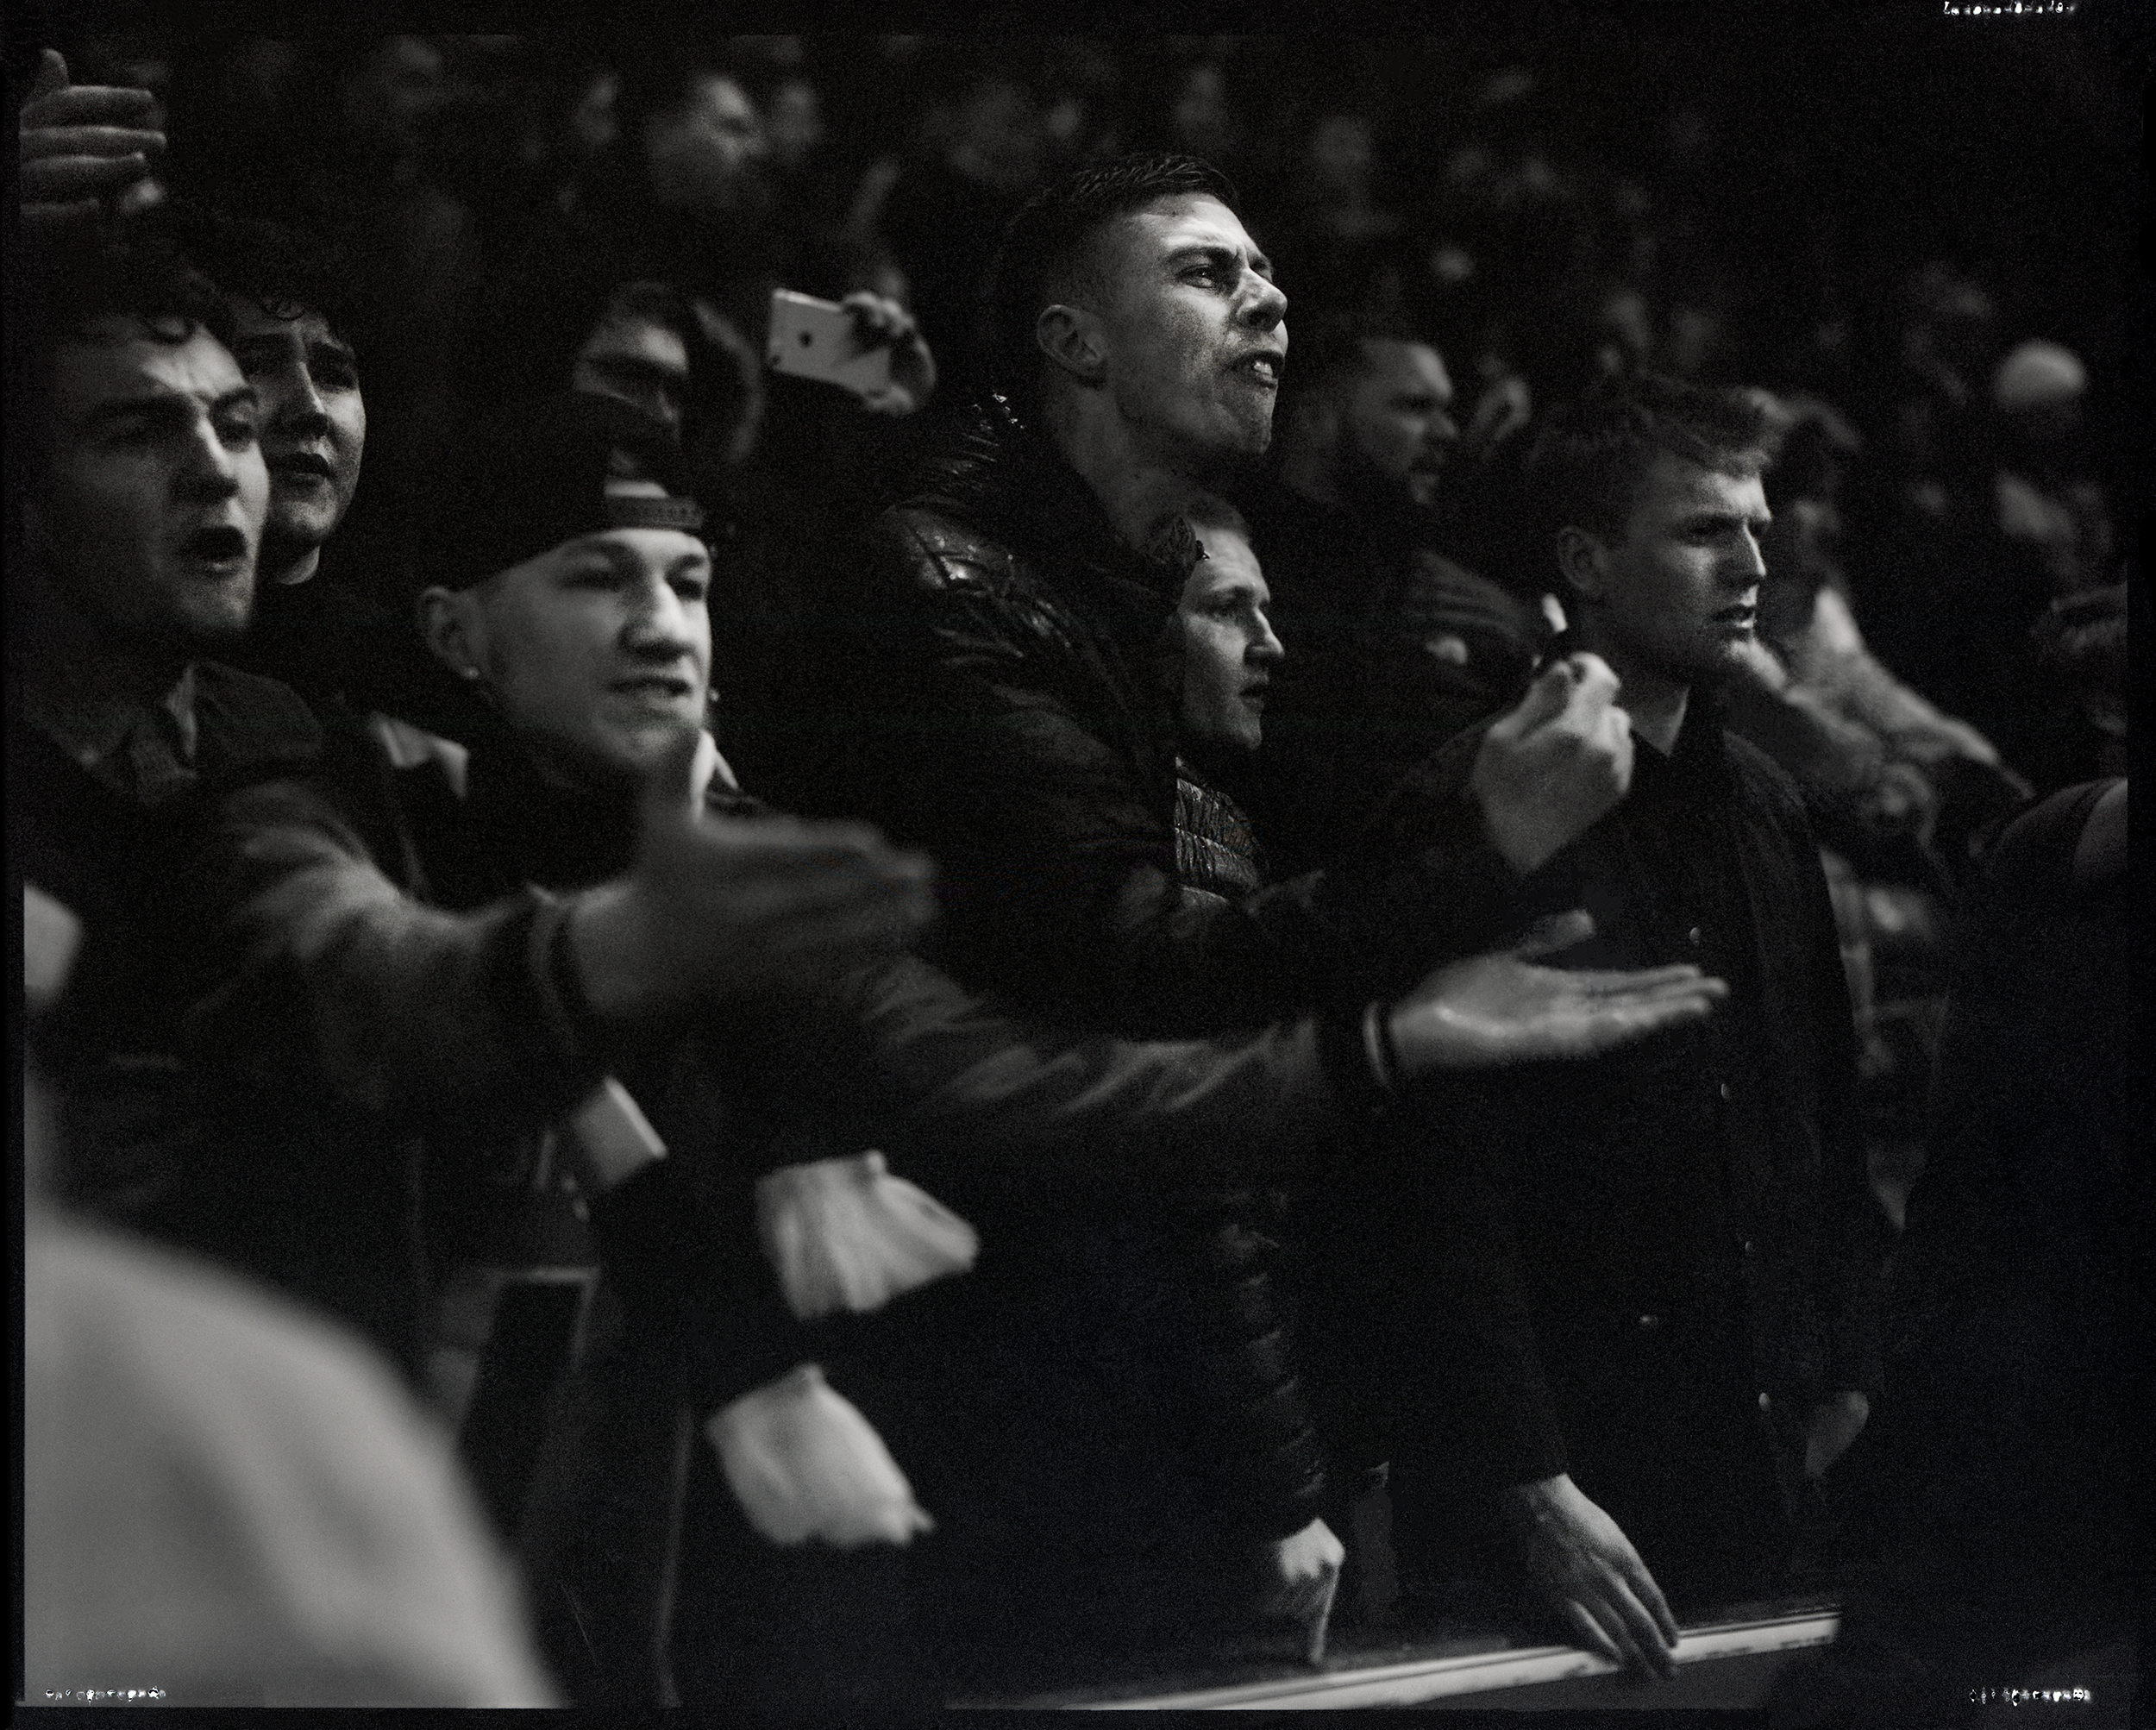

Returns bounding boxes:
[573,310,691,436]
[968,80,1045,195]
[643,74,768,215]
[457,521,713,791]
[1588,453,1770,689]
[766,78,824,174]
[1174,521,1283,754]
[38,318,267,656]
[1087,193,1288,474]
[1306,114,1372,198]
[1343,339,1457,511]
[226,298,366,572]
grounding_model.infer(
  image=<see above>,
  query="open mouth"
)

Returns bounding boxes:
[611,675,696,701]
[1233,352,1283,387]
[267,452,335,481]
[1713,604,1758,628]
[179,523,249,567]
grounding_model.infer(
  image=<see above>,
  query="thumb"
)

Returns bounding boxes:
[28,48,70,103]
[1512,908,1596,960]
[639,724,708,832]
[1494,655,1579,740]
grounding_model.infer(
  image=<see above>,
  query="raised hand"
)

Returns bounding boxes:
[1386,910,1726,1075]
[1501,1472,1679,1680]
[1471,653,1633,877]
[18,50,165,228]
[841,290,937,417]
[570,730,937,1025]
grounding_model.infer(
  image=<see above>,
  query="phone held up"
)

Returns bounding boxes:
[767,289,893,401]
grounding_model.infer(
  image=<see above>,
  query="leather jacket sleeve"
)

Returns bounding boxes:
[821,953,1377,1200]
[185,768,609,1138]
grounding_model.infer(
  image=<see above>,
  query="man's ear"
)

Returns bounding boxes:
[1036,303,1106,385]
[1554,525,1608,604]
[417,586,487,685]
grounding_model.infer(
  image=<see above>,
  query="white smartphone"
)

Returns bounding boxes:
[766,288,893,399]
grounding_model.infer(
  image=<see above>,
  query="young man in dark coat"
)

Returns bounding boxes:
[809,151,1671,1680]
[9,224,339,1331]
[1362,372,1890,1677]
[821,156,1636,1043]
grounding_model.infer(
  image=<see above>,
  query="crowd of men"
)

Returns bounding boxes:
[14,31,2142,1723]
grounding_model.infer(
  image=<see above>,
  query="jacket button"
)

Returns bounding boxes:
[1688,925,1703,946]
[1742,1238,1756,1256]
[1637,1313,1664,1332]
[1719,1081,1733,1103]
[1759,1391,1772,1411]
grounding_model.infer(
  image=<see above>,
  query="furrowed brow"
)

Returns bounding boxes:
[80,394,190,433]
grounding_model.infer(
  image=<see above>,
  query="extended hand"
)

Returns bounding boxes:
[1387,910,1726,1075]
[1472,654,1633,876]
[1250,1515,1344,1664]
[572,730,937,1025]
[1501,1473,1678,1679]
[19,51,165,228]
[842,291,937,416]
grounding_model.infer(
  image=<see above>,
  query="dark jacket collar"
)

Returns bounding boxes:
[906,391,1201,608]
[1631,682,1738,803]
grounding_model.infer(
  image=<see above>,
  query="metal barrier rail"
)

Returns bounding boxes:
[995,1605,1840,1711]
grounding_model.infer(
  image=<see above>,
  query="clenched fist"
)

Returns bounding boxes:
[1472,654,1633,877]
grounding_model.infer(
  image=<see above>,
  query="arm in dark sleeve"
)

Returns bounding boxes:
[820,953,1382,1198]
[185,772,609,1137]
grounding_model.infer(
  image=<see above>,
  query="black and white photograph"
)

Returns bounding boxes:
[10,7,2146,1721]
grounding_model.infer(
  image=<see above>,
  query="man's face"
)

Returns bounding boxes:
[467,523,713,790]
[1087,193,1288,476]
[226,298,366,569]
[39,317,267,655]
[573,311,692,437]
[1341,339,1457,511]
[644,74,769,216]
[1174,522,1283,754]
[1589,452,1770,689]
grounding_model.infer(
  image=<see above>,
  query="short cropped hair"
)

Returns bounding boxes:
[982,150,1238,412]
[1526,369,1771,553]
